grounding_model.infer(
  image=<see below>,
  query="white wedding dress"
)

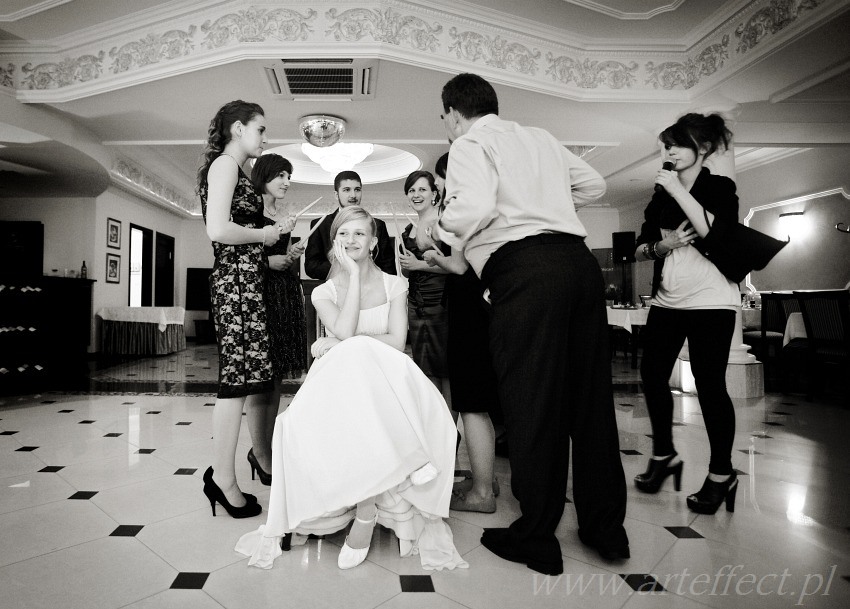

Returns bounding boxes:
[235,273,467,570]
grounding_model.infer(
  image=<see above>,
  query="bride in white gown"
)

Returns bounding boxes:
[235,206,467,571]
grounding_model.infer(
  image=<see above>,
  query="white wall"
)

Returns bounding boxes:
[0,197,94,277]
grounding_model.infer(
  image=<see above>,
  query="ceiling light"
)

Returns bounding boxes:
[299,114,346,147]
[301,142,374,173]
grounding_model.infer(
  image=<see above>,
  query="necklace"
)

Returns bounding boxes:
[265,205,277,217]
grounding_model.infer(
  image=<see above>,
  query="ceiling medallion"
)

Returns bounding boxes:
[298,114,346,147]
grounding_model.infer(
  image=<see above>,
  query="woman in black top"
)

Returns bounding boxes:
[633,113,742,515]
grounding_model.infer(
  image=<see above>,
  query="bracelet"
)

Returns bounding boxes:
[651,241,670,259]
[642,242,653,260]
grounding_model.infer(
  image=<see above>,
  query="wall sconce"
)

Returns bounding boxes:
[778,211,808,240]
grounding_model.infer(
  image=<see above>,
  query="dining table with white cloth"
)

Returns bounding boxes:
[97,306,186,355]
[606,306,650,368]
[782,312,807,346]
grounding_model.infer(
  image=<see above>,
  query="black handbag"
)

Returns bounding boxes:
[693,210,788,283]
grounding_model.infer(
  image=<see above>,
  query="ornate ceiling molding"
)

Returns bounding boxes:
[560,0,685,21]
[110,155,199,217]
[0,0,839,102]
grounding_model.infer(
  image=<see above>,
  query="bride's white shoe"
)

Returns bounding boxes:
[338,512,378,570]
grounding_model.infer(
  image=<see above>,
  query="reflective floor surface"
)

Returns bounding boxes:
[1,345,848,608]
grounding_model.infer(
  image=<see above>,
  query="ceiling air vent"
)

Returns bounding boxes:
[262,59,377,101]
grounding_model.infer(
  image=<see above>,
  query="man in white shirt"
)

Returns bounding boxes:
[433,73,629,575]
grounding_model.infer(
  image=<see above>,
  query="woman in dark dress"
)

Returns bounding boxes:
[397,171,452,406]
[198,100,287,518]
[423,153,501,514]
[242,154,306,485]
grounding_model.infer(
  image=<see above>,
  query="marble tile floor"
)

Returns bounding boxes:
[0,346,848,609]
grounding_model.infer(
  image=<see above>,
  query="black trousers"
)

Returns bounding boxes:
[640,306,736,475]
[482,234,627,548]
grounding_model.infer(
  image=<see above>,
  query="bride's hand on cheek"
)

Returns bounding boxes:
[333,239,359,274]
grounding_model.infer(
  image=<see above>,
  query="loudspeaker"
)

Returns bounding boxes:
[612,231,635,263]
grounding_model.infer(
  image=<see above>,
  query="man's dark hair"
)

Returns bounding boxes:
[334,170,362,191]
[441,73,499,119]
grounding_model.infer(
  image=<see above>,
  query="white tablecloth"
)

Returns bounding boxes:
[606,306,649,333]
[97,306,185,331]
[783,312,806,346]
[741,307,761,330]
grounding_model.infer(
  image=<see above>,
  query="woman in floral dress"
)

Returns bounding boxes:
[197,100,289,518]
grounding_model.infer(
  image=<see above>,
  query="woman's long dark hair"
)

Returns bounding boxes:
[659,113,732,158]
[196,100,264,193]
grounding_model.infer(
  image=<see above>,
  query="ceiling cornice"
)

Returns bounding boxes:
[0,0,843,104]
[0,0,73,23]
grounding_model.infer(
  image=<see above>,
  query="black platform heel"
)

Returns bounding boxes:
[634,453,683,493]
[202,467,262,518]
[203,466,258,504]
[687,472,738,515]
[247,448,272,486]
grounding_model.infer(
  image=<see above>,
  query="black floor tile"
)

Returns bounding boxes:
[664,526,703,539]
[69,491,98,500]
[135,448,156,454]
[175,468,197,475]
[0,430,18,435]
[620,449,642,455]
[737,449,763,455]
[78,420,95,424]
[110,525,144,537]
[16,446,38,451]
[39,466,64,472]
[399,574,435,592]
[620,573,665,592]
[176,421,191,425]
[104,432,123,437]
[170,572,209,589]
[58,409,74,413]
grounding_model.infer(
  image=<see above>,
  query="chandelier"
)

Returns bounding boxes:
[301,142,375,173]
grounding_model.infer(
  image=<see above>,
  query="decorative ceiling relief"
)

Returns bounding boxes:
[109,28,197,74]
[326,7,442,51]
[201,7,316,49]
[645,35,729,90]
[735,0,822,54]
[112,157,198,216]
[1,1,836,99]
[1,63,14,88]
[448,28,540,74]
[546,54,637,89]
[22,52,105,90]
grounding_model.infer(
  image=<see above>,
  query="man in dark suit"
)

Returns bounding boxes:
[304,170,397,279]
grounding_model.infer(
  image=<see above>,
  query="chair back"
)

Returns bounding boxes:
[794,290,849,350]
[776,292,801,317]
[759,293,787,334]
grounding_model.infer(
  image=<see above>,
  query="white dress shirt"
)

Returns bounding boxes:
[435,114,606,276]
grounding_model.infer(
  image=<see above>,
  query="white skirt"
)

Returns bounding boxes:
[235,336,468,570]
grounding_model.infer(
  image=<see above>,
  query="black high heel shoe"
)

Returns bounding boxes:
[202,467,261,517]
[203,466,258,504]
[247,448,272,486]
[687,472,738,515]
[634,453,683,493]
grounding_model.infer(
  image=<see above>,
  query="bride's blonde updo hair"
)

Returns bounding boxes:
[327,206,381,277]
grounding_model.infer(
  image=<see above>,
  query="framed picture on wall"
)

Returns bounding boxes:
[107,217,121,249]
[106,253,120,283]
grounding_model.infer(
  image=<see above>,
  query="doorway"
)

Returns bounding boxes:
[154,232,175,306]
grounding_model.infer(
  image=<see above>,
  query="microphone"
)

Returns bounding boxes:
[654,161,675,193]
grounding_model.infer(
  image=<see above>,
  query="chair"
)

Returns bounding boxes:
[743,292,791,389]
[793,290,850,400]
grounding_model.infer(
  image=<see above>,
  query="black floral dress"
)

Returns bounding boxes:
[200,165,274,399]
[262,217,308,379]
